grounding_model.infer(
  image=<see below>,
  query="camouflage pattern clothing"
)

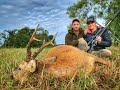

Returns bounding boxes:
[65,28,84,47]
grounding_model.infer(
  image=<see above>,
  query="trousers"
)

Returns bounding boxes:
[78,39,112,57]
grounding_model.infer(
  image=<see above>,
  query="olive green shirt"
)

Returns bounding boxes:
[65,28,84,47]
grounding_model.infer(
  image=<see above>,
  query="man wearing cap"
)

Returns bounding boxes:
[84,16,112,57]
[65,19,89,51]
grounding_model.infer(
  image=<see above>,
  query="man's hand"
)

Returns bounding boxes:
[96,36,102,44]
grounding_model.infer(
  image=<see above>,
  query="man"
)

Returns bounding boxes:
[65,19,89,51]
[84,16,112,57]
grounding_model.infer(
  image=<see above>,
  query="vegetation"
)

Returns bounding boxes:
[0,46,120,90]
[0,26,56,48]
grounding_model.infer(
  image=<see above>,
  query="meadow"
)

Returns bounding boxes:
[0,46,120,90]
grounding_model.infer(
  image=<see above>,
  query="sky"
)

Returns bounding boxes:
[0,0,105,44]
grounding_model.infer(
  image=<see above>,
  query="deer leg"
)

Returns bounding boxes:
[85,57,95,77]
[43,56,57,63]
[85,64,94,77]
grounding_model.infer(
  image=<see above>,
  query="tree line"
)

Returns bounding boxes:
[0,26,56,48]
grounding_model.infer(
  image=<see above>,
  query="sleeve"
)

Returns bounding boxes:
[65,33,78,46]
[98,30,112,47]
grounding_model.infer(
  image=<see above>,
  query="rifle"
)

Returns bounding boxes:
[87,10,120,53]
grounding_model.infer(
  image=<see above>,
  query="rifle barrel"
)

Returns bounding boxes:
[106,10,120,26]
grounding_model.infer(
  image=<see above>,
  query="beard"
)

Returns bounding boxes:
[73,27,79,32]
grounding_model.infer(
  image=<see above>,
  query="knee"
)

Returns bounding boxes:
[78,39,89,51]
[100,49,112,57]
[108,50,112,56]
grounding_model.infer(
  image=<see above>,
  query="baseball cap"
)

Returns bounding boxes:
[72,18,80,24]
[87,16,96,24]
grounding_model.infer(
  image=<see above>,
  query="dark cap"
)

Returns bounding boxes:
[72,18,80,24]
[87,16,96,23]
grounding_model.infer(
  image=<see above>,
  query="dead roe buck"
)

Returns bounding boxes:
[13,25,112,84]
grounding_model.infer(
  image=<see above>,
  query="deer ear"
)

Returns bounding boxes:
[44,56,57,63]
[29,60,36,72]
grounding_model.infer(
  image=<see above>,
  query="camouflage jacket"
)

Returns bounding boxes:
[65,28,84,47]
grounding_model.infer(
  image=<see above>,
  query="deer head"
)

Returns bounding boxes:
[13,24,57,84]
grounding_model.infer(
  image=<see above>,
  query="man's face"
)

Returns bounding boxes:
[72,21,80,31]
[87,21,96,31]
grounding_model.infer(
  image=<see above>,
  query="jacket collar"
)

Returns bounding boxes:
[87,26,103,34]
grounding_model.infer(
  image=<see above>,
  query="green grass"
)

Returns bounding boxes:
[0,46,120,90]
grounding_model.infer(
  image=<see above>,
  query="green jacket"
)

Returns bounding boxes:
[65,28,84,47]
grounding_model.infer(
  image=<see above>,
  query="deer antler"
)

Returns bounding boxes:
[25,24,42,62]
[32,32,58,59]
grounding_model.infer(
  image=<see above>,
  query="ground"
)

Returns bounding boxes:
[0,45,120,90]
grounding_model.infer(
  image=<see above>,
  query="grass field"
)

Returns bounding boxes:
[0,46,120,90]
